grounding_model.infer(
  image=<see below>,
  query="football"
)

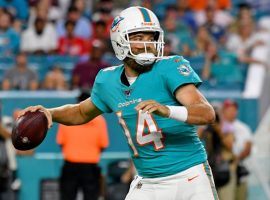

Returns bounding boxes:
[11,110,48,150]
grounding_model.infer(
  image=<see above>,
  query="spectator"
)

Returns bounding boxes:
[91,0,114,38]
[201,42,243,86]
[1,110,34,200]
[88,20,111,53]
[0,0,29,22]
[188,0,231,11]
[28,0,63,25]
[28,1,49,26]
[0,123,12,200]
[162,5,194,55]
[42,65,68,90]
[229,3,254,34]
[226,19,254,55]
[177,0,197,33]
[203,6,226,43]
[57,20,86,56]
[21,17,57,55]
[72,39,109,90]
[138,0,152,10]
[198,106,233,189]
[37,0,62,23]
[219,99,253,200]
[89,20,109,43]
[106,160,135,200]
[163,15,180,54]
[70,0,91,19]
[194,1,233,29]
[226,19,264,65]
[194,25,213,56]
[0,10,20,57]
[2,53,39,90]
[120,161,136,185]
[56,6,92,39]
[57,91,109,200]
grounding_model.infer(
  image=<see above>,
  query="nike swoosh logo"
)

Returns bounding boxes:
[188,175,199,182]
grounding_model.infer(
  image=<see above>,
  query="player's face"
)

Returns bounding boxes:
[128,32,157,55]
[124,32,157,74]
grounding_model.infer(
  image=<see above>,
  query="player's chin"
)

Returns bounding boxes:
[124,57,153,73]
[136,64,153,73]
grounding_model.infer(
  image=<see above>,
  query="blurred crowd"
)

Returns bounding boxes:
[0,0,269,91]
[198,99,253,200]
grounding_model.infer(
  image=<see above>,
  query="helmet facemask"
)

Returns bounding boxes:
[120,29,164,66]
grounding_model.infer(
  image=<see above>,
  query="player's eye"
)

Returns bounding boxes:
[130,36,142,41]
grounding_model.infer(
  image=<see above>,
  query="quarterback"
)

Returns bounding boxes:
[21,6,218,200]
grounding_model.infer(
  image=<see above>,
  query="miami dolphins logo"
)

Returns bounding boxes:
[177,65,191,76]
[111,16,124,32]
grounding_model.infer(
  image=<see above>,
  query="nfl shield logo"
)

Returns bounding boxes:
[124,90,131,97]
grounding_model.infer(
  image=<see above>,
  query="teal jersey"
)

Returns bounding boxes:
[91,55,207,178]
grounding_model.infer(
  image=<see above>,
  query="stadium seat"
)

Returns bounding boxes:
[46,55,79,81]
[27,55,79,82]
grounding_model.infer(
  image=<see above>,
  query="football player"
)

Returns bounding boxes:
[20,6,218,200]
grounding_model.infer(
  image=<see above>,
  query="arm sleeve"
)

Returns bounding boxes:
[163,56,202,95]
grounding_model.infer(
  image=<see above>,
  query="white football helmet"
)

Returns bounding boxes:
[110,6,164,66]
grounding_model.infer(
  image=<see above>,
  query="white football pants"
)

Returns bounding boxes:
[125,161,219,200]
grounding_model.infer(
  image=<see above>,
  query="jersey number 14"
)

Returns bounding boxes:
[117,111,165,156]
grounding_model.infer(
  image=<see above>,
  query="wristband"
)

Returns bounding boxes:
[167,106,188,122]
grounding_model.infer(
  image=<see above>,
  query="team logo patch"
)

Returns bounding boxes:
[111,16,124,32]
[177,65,191,76]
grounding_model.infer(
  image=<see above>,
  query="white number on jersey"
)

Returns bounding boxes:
[136,111,164,150]
[116,111,164,156]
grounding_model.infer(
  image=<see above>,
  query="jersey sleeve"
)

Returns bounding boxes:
[163,56,202,94]
[91,70,113,113]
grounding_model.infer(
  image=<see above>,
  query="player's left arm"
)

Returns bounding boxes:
[136,84,215,125]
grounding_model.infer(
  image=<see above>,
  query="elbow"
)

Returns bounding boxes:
[205,107,216,124]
